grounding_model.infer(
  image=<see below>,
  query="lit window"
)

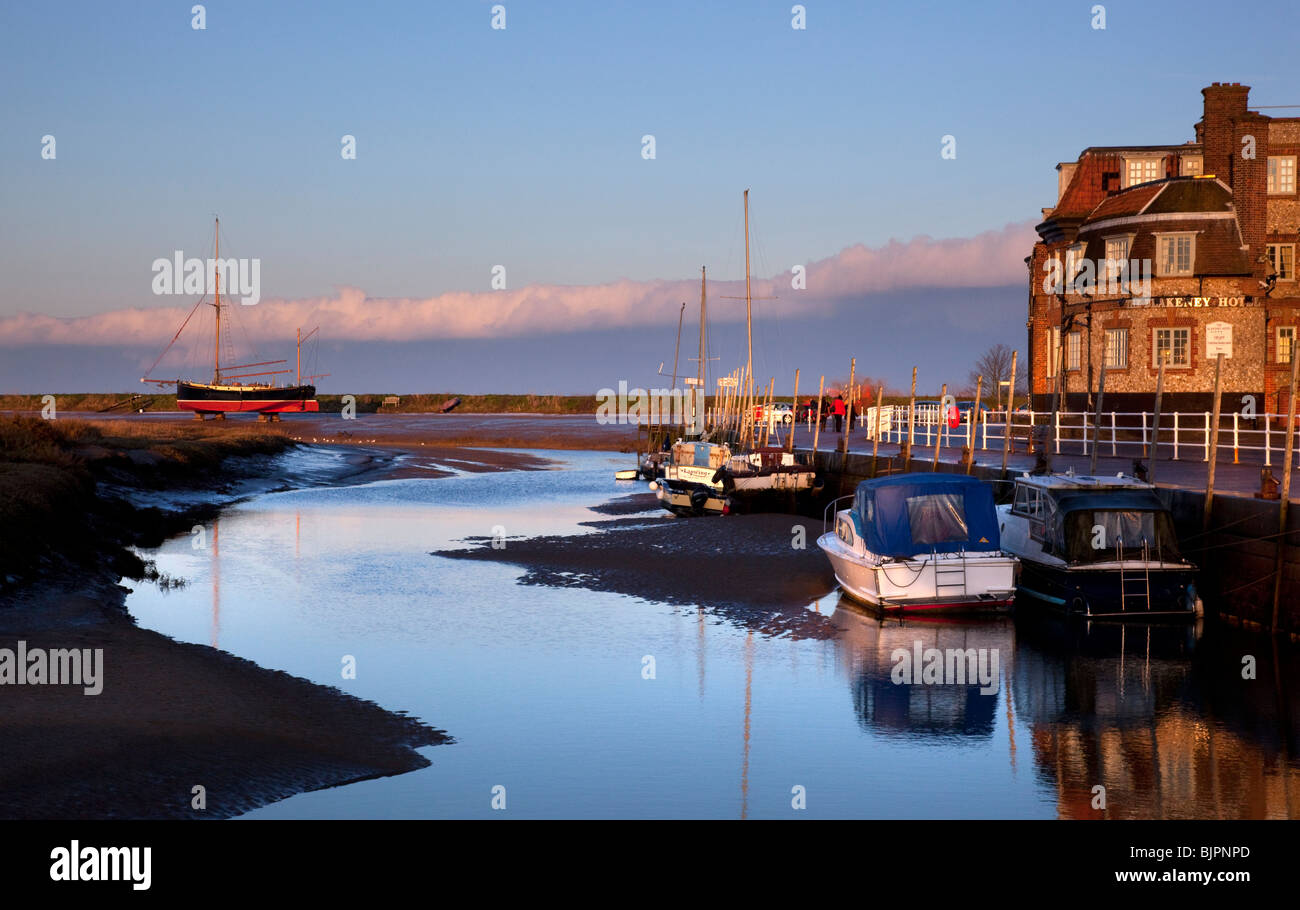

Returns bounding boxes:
[1154,327,1191,367]
[1181,156,1202,177]
[1066,332,1081,371]
[1047,327,1060,379]
[1126,157,1162,187]
[1268,244,1295,281]
[1104,236,1130,283]
[1280,327,1296,364]
[1268,156,1297,194]
[1064,243,1087,289]
[1157,234,1195,277]
[1104,328,1128,369]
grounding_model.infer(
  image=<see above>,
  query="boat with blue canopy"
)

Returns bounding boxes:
[817,473,1018,612]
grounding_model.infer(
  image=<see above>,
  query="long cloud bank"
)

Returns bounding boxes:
[0,222,1035,347]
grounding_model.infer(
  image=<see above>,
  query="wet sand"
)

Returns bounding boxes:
[283,413,639,452]
[0,580,448,819]
[0,418,457,819]
[437,510,840,640]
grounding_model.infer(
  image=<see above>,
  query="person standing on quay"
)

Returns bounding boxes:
[833,394,846,434]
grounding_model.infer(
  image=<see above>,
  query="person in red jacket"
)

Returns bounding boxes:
[832,394,846,433]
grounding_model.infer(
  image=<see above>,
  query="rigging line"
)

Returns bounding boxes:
[142,293,207,379]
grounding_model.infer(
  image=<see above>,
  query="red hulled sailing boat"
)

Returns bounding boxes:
[143,218,321,418]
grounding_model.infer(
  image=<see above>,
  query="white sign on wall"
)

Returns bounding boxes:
[1206,321,1233,358]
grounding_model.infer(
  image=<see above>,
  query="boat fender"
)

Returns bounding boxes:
[711,467,735,492]
[811,476,825,493]
[648,481,659,492]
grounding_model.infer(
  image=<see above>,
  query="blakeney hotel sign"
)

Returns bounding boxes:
[1129,296,1255,307]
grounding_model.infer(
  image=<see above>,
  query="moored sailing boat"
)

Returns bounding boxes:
[653,190,818,515]
[143,218,320,418]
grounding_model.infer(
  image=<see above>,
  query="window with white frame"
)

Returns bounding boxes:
[1153,327,1190,367]
[1066,332,1081,371]
[1126,157,1162,187]
[1047,327,1060,378]
[1104,236,1130,283]
[1104,328,1128,369]
[1267,243,1295,281]
[1157,233,1195,277]
[1268,156,1297,194]
[1180,156,1202,177]
[1064,243,1087,289]
[1279,326,1296,364]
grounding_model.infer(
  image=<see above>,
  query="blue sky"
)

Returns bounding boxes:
[1,0,1297,392]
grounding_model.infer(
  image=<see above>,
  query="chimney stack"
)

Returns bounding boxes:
[1200,83,1268,280]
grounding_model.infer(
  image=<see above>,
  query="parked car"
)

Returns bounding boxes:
[752,402,794,425]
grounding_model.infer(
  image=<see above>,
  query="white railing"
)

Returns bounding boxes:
[856,405,1300,467]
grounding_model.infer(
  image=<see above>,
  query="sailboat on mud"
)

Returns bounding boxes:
[142,218,321,419]
[652,190,820,516]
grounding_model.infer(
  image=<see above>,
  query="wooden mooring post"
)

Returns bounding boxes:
[840,357,856,459]
[1090,362,1107,476]
[811,375,824,456]
[787,368,800,453]
[1001,350,1017,475]
[1203,353,1223,532]
[1272,350,1299,630]
[1149,353,1168,484]
[932,382,946,471]
[965,374,983,474]
[905,366,917,470]
[871,384,883,478]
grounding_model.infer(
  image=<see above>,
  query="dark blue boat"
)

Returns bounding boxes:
[996,473,1200,618]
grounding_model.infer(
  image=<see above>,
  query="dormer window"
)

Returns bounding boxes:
[1104,235,1133,285]
[1125,157,1162,187]
[1156,233,1196,277]
[1064,243,1087,290]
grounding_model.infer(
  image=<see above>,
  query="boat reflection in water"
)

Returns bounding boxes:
[816,593,1300,817]
[1012,616,1300,819]
[815,594,1013,741]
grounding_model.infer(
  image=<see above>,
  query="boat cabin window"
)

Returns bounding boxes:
[1012,484,1047,541]
[905,493,968,546]
[1063,509,1180,563]
[1012,484,1041,518]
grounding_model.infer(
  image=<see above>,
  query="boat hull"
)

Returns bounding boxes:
[817,532,1016,613]
[177,381,318,414]
[1015,558,1199,617]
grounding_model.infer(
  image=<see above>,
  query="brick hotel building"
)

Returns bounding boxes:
[1028,83,1300,416]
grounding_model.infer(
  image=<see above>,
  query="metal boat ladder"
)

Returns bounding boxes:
[1117,538,1152,612]
[933,554,968,598]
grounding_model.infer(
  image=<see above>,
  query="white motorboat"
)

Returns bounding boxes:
[817,473,1018,613]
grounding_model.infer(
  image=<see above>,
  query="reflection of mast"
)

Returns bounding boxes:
[209,518,220,648]
[1005,634,1017,772]
[741,629,753,819]
[696,606,706,699]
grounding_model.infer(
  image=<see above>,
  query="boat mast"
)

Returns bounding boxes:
[743,189,753,446]
[698,265,707,429]
[212,217,221,384]
[297,327,301,385]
